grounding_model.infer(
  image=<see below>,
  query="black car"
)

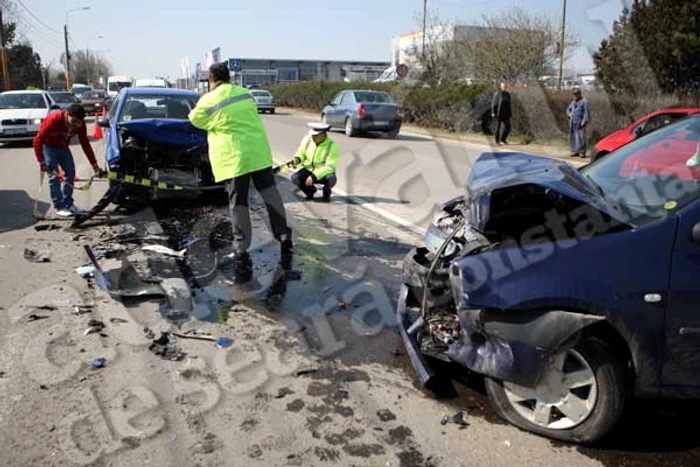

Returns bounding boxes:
[321,90,402,138]
[48,91,80,110]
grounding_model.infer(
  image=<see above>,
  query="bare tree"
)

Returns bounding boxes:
[60,50,113,87]
[457,7,577,83]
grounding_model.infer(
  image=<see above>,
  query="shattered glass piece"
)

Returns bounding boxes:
[75,265,96,278]
[84,245,166,299]
[24,248,51,263]
[216,337,233,349]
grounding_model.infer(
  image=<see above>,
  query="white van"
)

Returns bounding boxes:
[107,76,134,97]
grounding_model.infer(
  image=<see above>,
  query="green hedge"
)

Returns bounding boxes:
[270,81,700,150]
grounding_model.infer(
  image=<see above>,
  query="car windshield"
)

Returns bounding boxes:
[353,91,394,103]
[51,93,79,103]
[118,94,199,121]
[109,81,132,91]
[251,91,271,97]
[582,115,700,227]
[0,93,46,109]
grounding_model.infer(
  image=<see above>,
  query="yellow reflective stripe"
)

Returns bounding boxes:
[108,171,117,180]
[124,175,135,183]
[140,178,151,187]
[205,93,255,116]
[157,182,168,189]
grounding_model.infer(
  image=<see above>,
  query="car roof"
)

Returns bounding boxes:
[123,87,198,97]
[652,107,700,114]
[1,90,47,95]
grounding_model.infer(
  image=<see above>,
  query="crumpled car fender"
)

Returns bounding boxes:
[447,309,604,388]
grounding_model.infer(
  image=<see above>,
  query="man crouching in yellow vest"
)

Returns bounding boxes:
[290,123,339,202]
[188,63,293,283]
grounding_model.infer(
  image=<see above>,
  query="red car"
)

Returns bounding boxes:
[592,107,700,161]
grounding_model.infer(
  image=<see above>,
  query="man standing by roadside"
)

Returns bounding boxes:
[33,103,105,217]
[567,88,590,158]
[188,63,293,283]
[491,82,512,146]
[290,123,339,202]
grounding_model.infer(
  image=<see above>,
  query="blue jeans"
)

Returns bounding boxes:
[43,145,75,210]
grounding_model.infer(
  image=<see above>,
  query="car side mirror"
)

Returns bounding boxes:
[692,223,700,245]
[96,117,110,128]
[50,104,60,110]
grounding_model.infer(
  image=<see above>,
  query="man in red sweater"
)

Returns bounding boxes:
[33,104,105,217]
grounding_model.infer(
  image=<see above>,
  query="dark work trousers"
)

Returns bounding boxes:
[495,117,511,144]
[225,167,291,255]
[291,168,337,197]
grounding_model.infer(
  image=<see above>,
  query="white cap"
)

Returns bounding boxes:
[307,122,331,136]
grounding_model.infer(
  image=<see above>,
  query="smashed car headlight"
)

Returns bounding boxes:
[425,223,459,257]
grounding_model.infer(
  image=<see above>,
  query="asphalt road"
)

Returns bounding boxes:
[261,109,586,233]
[0,126,697,467]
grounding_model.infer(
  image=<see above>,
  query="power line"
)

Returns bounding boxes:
[8,12,63,46]
[16,0,62,35]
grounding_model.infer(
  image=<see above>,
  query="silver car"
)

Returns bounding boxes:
[0,91,59,144]
[251,90,276,114]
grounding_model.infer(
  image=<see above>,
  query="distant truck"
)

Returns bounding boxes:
[107,75,134,98]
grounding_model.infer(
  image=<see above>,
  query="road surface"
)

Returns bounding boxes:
[0,123,696,467]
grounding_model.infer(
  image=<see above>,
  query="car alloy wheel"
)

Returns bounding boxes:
[502,349,598,430]
[345,118,355,137]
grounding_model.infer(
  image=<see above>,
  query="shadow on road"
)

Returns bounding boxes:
[0,190,49,233]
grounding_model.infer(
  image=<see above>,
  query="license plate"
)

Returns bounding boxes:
[375,121,390,125]
[4,128,26,135]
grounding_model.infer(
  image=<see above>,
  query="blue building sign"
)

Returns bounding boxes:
[228,59,242,71]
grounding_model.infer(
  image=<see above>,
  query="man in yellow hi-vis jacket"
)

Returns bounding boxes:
[290,123,339,201]
[189,63,292,282]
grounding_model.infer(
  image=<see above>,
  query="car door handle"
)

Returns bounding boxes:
[679,328,700,336]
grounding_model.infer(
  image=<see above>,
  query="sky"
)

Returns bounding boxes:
[14,0,627,80]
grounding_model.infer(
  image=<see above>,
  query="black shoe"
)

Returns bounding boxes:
[322,184,332,202]
[220,252,252,283]
[305,186,317,200]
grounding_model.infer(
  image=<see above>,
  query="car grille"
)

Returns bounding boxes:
[2,119,28,125]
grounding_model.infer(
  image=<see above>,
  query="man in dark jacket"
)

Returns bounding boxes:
[491,82,512,145]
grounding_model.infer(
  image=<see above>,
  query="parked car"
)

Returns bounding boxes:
[70,84,93,99]
[96,87,220,207]
[49,91,81,110]
[80,90,110,115]
[0,90,59,143]
[398,114,700,444]
[321,90,402,138]
[251,89,275,114]
[592,107,700,161]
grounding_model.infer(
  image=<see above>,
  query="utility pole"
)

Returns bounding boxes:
[556,0,567,91]
[422,0,427,62]
[0,9,10,91]
[64,24,71,89]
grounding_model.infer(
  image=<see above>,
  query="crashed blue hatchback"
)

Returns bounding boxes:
[398,114,700,444]
[99,87,218,207]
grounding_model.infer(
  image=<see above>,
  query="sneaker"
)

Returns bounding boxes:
[322,184,332,202]
[56,209,73,217]
[280,234,294,254]
[67,205,86,214]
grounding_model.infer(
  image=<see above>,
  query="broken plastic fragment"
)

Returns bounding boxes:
[24,248,51,263]
[142,244,187,258]
[92,358,106,369]
[84,245,166,299]
[216,337,233,349]
[75,265,96,278]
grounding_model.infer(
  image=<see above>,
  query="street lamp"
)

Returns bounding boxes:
[86,35,103,87]
[64,6,91,89]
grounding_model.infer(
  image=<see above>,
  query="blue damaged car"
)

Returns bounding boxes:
[96,87,219,207]
[398,114,700,444]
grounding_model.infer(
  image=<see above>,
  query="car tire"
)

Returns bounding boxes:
[484,335,626,445]
[386,127,400,139]
[345,117,356,137]
[592,150,608,162]
[270,109,275,115]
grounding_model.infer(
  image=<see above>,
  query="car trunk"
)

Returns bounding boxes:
[360,102,399,120]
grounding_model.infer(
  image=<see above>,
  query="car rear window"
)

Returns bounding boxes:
[353,91,394,103]
[251,91,272,97]
[51,93,79,103]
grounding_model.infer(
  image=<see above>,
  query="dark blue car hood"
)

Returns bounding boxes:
[107,119,207,165]
[118,119,207,147]
[466,152,614,231]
